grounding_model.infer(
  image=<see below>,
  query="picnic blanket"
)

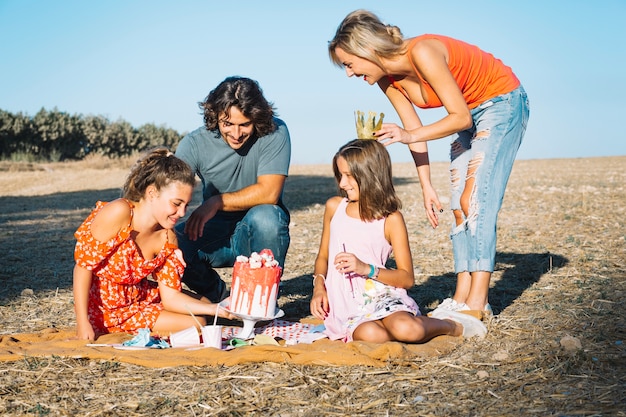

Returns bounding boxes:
[0,319,462,368]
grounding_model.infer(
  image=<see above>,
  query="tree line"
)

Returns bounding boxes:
[0,108,184,162]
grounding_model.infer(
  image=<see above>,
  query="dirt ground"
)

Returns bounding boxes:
[0,155,624,416]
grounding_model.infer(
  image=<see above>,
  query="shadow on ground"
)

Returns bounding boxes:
[1,172,552,319]
[0,188,123,303]
[411,251,569,314]
[278,251,569,320]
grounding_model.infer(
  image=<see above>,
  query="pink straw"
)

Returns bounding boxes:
[342,244,355,298]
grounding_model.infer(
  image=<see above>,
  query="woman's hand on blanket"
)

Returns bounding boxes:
[76,319,96,341]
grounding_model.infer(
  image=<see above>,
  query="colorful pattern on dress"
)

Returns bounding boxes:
[345,278,419,335]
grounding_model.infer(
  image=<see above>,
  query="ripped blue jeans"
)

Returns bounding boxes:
[449,86,529,273]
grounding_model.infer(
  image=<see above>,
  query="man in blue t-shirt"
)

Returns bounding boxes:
[175,76,291,303]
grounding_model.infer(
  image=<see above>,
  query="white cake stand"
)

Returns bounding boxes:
[219,298,285,340]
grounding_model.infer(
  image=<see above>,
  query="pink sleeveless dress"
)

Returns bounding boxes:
[323,199,420,342]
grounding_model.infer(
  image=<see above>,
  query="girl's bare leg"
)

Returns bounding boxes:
[385,315,461,342]
[352,320,392,343]
[152,311,207,334]
[354,313,461,344]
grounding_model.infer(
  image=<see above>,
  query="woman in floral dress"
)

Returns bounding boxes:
[73,148,231,340]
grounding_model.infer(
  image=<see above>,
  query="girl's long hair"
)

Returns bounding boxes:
[123,147,195,201]
[333,139,401,221]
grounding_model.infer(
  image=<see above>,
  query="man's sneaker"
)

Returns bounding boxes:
[430,309,488,339]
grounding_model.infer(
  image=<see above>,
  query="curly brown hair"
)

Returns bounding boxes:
[200,76,277,138]
[123,147,195,202]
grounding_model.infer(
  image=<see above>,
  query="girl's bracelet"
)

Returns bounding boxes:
[367,264,380,280]
[312,273,326,286]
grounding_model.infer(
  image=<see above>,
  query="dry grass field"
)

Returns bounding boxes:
[0,155,624,416]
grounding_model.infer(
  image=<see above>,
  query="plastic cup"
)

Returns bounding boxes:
[169,326,200,348]
[201,325,223,349]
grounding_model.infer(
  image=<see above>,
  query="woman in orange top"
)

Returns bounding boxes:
[329,10,529,317]
[73,148,232,341]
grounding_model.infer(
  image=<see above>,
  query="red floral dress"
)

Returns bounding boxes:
[74,201,184,334]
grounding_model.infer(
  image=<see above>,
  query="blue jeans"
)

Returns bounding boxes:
[449,86,529,273]
[176,204,290,301]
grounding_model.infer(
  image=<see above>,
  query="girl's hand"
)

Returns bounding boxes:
[422,185,442,229]
[310,287,329,320]
[76,319,95,341]
[374,123,415,145]
[215,304,236,320]
[334,251,368,277]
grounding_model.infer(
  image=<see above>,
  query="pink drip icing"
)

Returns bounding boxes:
[231,262,281,317]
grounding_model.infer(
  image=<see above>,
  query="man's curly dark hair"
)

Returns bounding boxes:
[200,76,277,138]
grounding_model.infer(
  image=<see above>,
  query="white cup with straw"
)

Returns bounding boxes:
[201,304,223,349]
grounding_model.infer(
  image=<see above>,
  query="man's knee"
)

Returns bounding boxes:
[240,205,290,265]
[245,205,289,233]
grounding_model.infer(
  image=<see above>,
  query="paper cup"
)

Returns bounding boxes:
[201,325,223,349]
[169,326,200,348]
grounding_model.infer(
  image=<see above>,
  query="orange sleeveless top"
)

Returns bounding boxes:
[389,35,520,109]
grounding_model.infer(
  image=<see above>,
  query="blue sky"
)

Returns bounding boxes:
[1,0,624,164]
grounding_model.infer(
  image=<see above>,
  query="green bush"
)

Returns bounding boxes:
[0,108,185,161]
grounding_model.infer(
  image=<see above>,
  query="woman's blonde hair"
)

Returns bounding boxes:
[328,10,405,68]
[333,139,401,222]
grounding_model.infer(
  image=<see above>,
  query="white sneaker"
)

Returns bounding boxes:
[428,298,466,317]
[431,310,488,339]
[459,303,494,316]
[432,298,466,313]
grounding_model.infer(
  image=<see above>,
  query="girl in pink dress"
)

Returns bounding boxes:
[310,139,486,343]
[73,148,232,341]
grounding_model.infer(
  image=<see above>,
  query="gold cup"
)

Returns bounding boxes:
[355,110,384,139]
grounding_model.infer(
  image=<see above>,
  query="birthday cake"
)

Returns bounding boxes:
[230,249,282,318]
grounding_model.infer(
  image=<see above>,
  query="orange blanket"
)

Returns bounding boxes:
[0,325,461,368]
